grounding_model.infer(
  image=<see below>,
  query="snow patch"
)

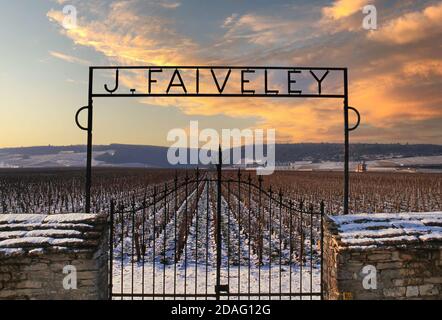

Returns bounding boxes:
[29,248,45,255]
[43,214,97,223]
[0,214,45,224]
[0,231,27,240]
[26,229,81,238]
[0,213,101,253]
[331,212,442,248]
[0,236,52,248]
[51,238,84,246]
[0,248,24,256]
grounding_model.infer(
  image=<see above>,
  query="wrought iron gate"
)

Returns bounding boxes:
[109,164,324,300]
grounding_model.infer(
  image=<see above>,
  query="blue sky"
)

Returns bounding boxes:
[1,0,441,147]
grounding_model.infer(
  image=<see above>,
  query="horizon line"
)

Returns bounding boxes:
[1,141,442,150]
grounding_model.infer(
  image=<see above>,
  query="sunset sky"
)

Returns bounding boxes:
[1,0,441,147]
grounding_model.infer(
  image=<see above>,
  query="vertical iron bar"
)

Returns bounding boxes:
[227,180,231,300]
[120,205,124,300]
[320,201,325,300]
[153,187,157,300]
[85,67,93,213]
[310,204,313,300]
[344,68,349,215]
[269,187,272,300]
[163,184,167,300]
[174,174,178,299]
[237,169,241,299]
[215,147,222,300]
[131,197,135,300]
[109,200,114,300]
[289,200,293,300]
[142,195,146,299]
[205,179,209,299]
[299,200,303,300]
[195,169,199,299]
[258,176,262,300]
[279,191,282,300]
[184,174,188,299]
[248,175,251,300]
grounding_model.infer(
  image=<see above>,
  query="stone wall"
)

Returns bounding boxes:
[323,212,442,300]
[0,213,108,300]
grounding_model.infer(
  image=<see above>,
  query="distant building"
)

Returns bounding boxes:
[356,161,367,172]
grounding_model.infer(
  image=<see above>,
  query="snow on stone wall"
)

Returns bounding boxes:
[330,212,442,248]
[0,213,108,300]
[323,212,442,300]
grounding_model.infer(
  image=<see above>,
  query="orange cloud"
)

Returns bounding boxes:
[402,59,442,78]
[47,2,198,66]
[46,1,442,144]
[322,0,369,20]
[349,57,442,130]
[369,2,442,44]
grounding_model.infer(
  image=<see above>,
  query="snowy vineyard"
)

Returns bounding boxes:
[0,168,440,215]
[110,177,322,299]
[2,168,438,299]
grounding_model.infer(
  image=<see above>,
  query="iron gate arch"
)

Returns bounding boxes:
[109,163,324,300]
[75,64,360,300]
[75,65,360,215]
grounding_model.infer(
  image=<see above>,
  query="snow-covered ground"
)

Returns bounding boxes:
[112,263,320,300]
[0,150,111,168]
[111,180,321,300]
[274,156,442,172]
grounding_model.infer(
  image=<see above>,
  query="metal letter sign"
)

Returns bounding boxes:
[75,66,360,214]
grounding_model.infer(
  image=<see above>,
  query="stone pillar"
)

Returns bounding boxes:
[0,213,108,300]
[323,213,442,300]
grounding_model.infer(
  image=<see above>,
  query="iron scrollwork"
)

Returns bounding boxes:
[75,106,89,131]
[348,106,361,131]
